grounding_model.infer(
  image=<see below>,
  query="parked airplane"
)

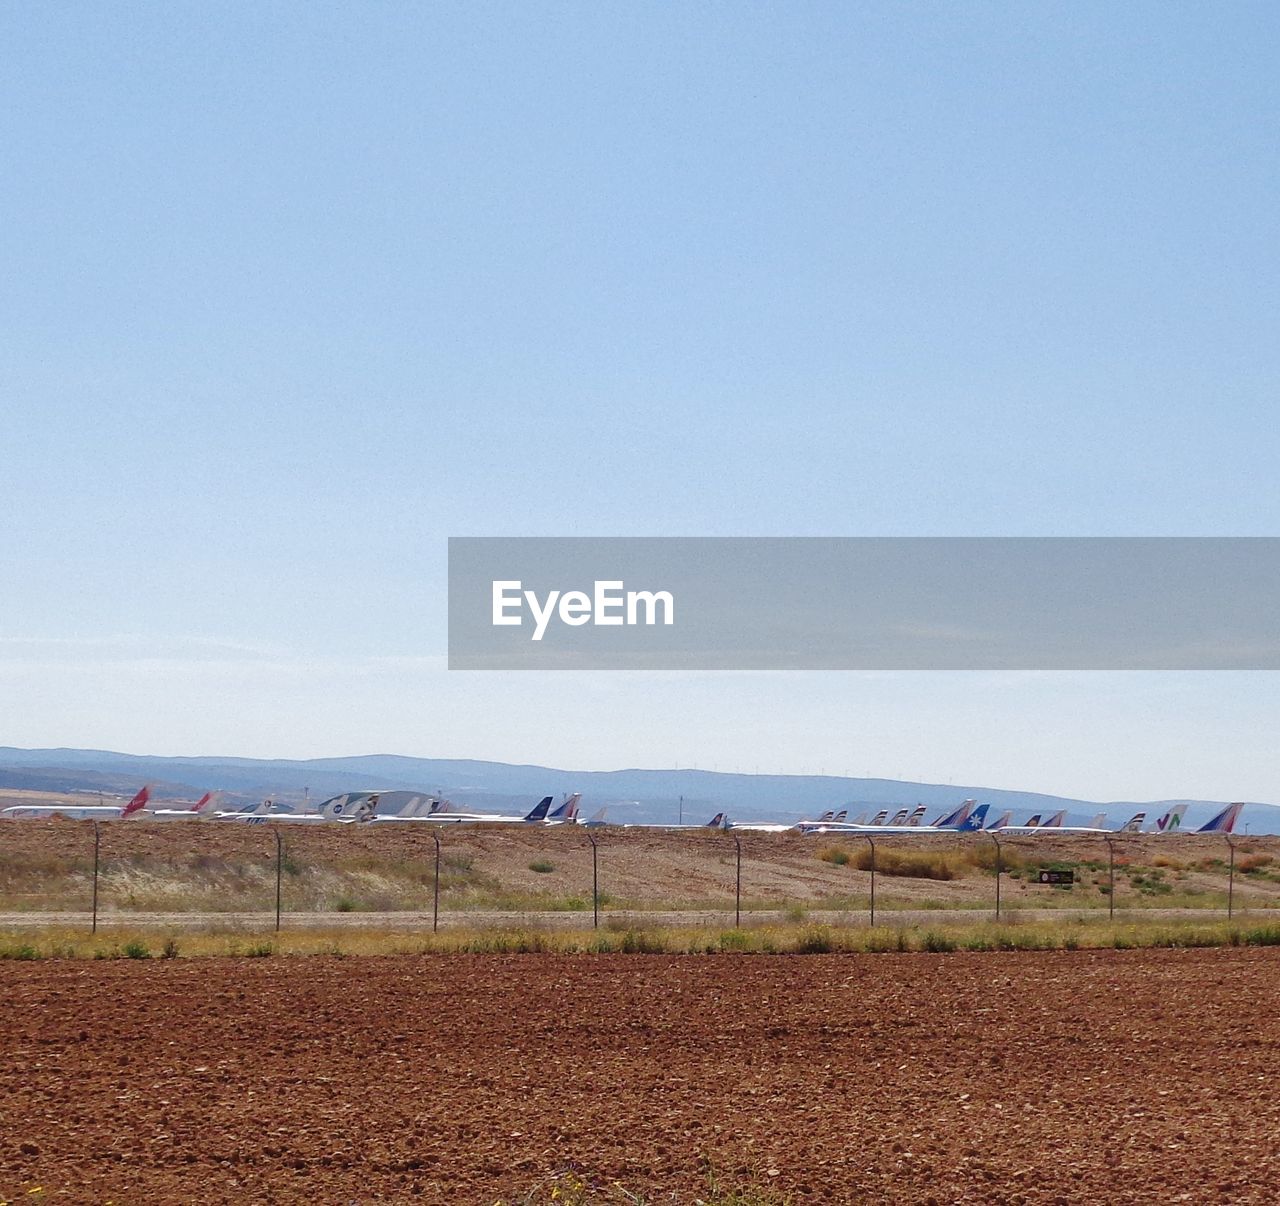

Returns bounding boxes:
[1198,802,1244,833]
[1153,805,1188,833]
[400,795,556,825]
[237,792,445,823]
[249,791,415,823]
[998,810,1113,835]
[800,801,987,835]
[623,811,730,830]
[145,791,228,821]
[731,808,855,834]
[140,790,286,823]
[216,797,328,823]
[545,793,581,824]
[0,783,153,821]
[1,785,166,821]
[854,802,990,835]
[726,818,796,833]
[367,794,447,822]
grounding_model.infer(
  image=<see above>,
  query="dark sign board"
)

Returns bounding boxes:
[1037,869,1075,885]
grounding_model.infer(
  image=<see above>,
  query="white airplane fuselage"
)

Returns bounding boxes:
[0,805,125,820]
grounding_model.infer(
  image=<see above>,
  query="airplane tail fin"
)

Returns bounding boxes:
[833,809,848,823]
[1199,803,1244,834]
[120,785,152,819]
[406,795,433,817]
[869,810,888,826]
[956,804,990,832]
[585,806,608,825]
[1119,811,1146,833]
[317,792,374,821]
[1042,810,1066,828]
[547,793,582,822]
[817,810,834,823]
[706,812,727,828]
[1156,804,1188,833]
[988,810,1012,831]
[317,794,350,821]
[887,809,909,825]
[933,799,975,829]
[1086,812,1106,830]
[193,791,222,817]
[1022,813,1042,828]
[523,796,554,822]
[906,805,928,826]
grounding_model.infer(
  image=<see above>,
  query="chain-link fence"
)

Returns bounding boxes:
[0,820,1274,934]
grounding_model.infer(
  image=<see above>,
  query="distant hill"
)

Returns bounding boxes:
[0,746,1276,832]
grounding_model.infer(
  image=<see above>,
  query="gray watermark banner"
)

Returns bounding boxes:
[448,537,1280,670]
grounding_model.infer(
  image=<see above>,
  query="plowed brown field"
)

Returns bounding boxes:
[2,949,1278,1203]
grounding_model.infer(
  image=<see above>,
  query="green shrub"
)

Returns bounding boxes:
[122,940,151,960]
[528,859,555,874]
[618,928,667,954]
[0,943,40,961]
[795,925,835,954]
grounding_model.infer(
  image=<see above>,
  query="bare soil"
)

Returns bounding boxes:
[1,948,1278,1203]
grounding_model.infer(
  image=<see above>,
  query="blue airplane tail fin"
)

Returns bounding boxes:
[956,803,990,832]
[523,795,554,822]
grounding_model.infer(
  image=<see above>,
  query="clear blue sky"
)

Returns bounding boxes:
[2,3,1278,801]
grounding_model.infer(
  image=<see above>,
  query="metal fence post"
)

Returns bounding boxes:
[988,833,1002,920]
[1226,834,1236,919]
[864,836,876,927]
[432,832,441,933]
[733,835,742,928]
[1103,835,1116,921]
[91,821,101,934]
[588,833,599,928]
[274,828,284,932]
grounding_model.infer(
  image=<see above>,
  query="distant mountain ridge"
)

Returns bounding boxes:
[0,746,1276,832]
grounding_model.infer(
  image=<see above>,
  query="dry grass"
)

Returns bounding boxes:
[3,915,1280,960]
[3,822,1280,924]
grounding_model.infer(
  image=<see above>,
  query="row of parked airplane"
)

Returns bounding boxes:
[775,800,1243,835]
[0,788,1245,835]
[0,787,597,826]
